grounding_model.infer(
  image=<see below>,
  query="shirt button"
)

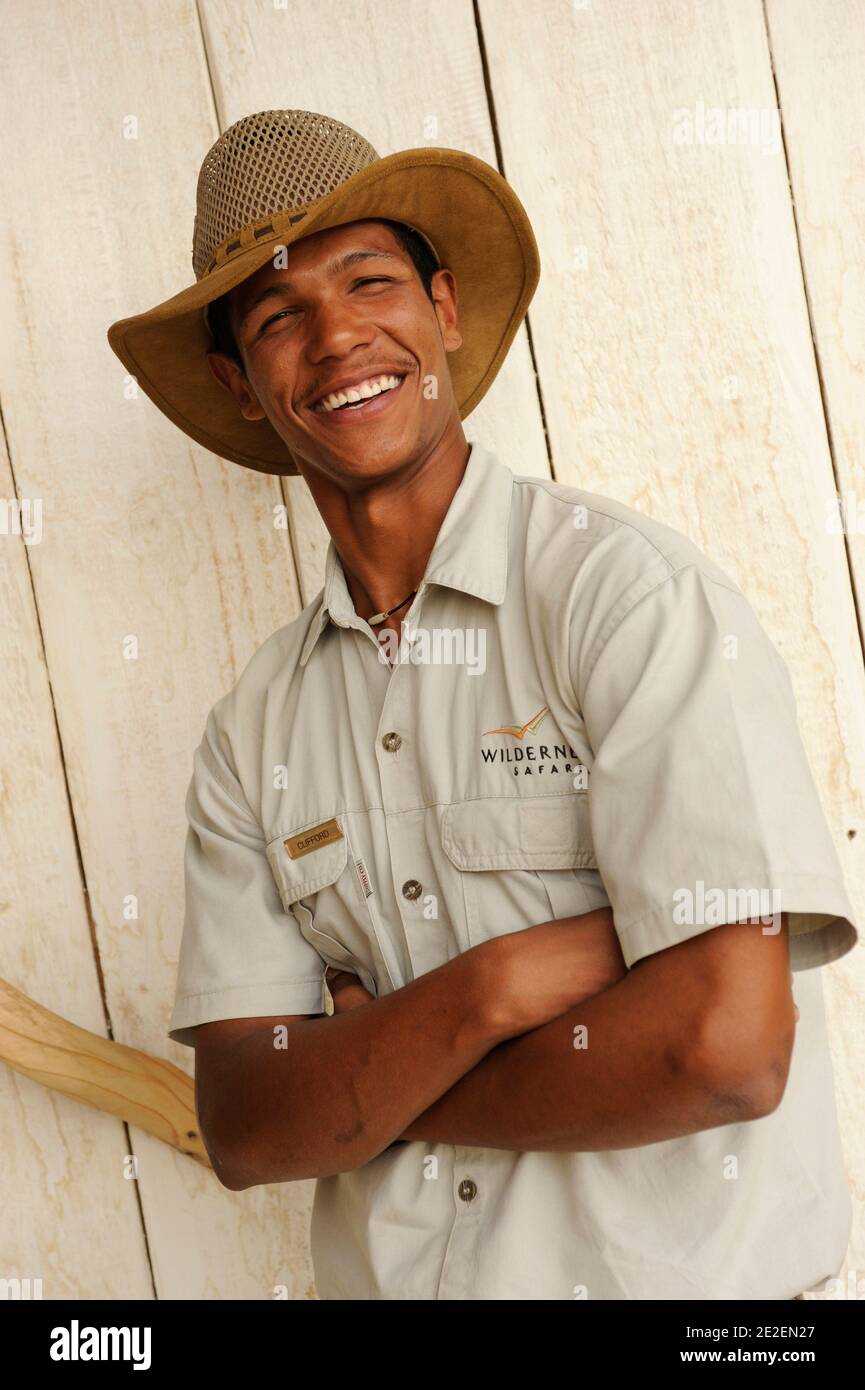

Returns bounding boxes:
[458,1178,477,1203]
[402,879,423,901]
[382,732,402,752]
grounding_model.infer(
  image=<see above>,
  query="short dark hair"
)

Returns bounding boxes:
[205,219,440,369]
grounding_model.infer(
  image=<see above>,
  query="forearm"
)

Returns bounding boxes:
[218,944,511,1187]
[397,962,764,1151]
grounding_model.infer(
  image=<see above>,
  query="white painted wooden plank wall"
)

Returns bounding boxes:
[766,0,865,1279]
[0,0,861,1299]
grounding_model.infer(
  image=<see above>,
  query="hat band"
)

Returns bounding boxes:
[200,206,312,279]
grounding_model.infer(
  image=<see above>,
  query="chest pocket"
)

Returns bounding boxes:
[265,817,384,998]
[441,792,610,947]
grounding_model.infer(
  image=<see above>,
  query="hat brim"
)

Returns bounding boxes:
[106,148,540,476]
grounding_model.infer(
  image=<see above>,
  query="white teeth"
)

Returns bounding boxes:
[315,374,402,413]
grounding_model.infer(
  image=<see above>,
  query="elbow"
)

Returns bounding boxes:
[744,1045,793,1119]
[196,1071,268,1189]
[213,1154,255,1191]
[689,1003,795,1122]
[199,1118,260,1191]
[202,1120,326,1188]
[211,1140,273,1191]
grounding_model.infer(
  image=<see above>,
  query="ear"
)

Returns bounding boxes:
[206,351,267,422]
[430,267,462,353]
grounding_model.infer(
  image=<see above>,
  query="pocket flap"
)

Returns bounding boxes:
[442,793,597,871]
[266,815,349,907]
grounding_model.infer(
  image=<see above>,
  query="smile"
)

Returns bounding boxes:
[309,373,408,424]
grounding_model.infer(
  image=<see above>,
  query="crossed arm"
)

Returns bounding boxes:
[198,909,797,1186]
[332,912,796,1153]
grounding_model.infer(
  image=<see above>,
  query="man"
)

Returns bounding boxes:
[108,110,858,1300]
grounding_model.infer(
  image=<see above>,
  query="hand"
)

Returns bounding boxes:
[564,905,629,998]
[489,907,628,1038]
[324,966,375,1015]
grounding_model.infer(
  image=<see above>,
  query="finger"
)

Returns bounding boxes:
[331,983,375,1015]
[325,966,352,989]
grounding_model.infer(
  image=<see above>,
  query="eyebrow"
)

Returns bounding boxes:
[235,249,402,330]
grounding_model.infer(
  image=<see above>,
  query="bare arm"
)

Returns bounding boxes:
[194,948,497,1188]
[195,914,615,1189]
[395,914,796,1151]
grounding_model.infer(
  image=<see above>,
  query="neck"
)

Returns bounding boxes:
[303,433,471,634]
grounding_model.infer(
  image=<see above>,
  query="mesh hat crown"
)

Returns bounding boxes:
[107,108,540,476]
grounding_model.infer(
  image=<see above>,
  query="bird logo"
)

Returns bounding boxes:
[482,705,550,739]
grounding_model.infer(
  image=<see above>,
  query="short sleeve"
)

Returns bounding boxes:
[167,708,327,1048]
[578,563,859,973]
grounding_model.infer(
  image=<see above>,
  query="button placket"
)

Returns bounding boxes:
[373,643,447,979]
[436,1145,487,1300]
[372,656,423,981]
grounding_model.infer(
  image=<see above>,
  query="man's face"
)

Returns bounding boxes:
[207,219,463,484]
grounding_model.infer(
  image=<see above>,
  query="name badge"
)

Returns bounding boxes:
[284,817,344,860]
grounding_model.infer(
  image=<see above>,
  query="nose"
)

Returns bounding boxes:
[304,291,376,367]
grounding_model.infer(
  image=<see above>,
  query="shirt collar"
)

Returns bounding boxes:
[299,441,513,666]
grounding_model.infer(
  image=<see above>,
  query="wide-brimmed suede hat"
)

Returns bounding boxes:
[106,109,540,476]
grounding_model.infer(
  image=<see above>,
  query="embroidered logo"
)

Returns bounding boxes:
[481,705,550,739]
[479,704,588,782]
[284,818,344,859]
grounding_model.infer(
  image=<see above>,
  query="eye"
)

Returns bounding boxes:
[258,307,297,332]
[257,278,395,333]
[355,276,392,288]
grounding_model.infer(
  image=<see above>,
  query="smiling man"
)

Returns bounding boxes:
[108,110,859,1302]
[203,215,474,652]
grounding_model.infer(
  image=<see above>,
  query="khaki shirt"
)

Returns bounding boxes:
[169,441,859,1300]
